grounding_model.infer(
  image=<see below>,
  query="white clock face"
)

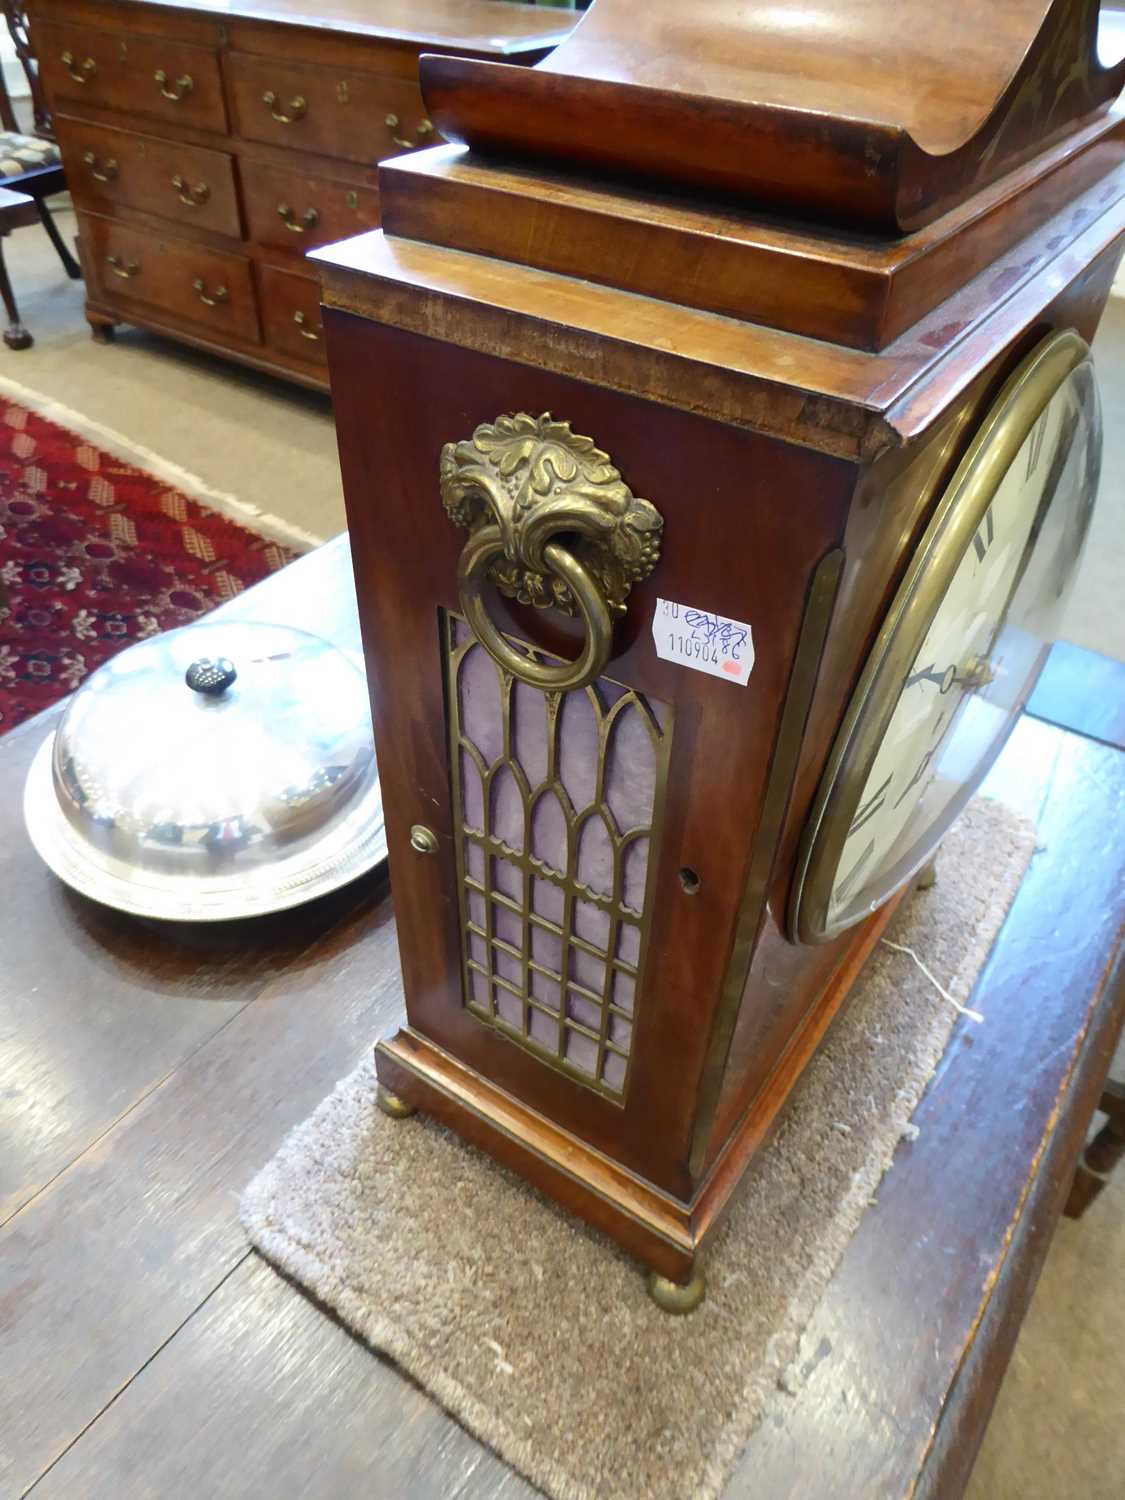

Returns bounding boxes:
[796,335,1100,942]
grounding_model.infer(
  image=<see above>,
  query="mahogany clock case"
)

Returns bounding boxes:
[323,253,1121,1272]
[318,0,1125,1286]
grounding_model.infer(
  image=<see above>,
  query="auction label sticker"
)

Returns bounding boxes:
[652,598,755,685]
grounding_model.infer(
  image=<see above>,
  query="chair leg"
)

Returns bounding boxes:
[0,231,32,349]
[1064,1080,1125,1219]
[35,197,81,280]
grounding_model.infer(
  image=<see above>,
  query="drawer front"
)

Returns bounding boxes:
[259,265,326,364]
[36,21,227,134]
[81,215,260,344]
[56,117,241,239]
[227,53,435,164]
[242,163,378,254]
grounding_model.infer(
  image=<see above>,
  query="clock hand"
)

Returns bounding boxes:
[903,657,995,693]
[903,662,957,692]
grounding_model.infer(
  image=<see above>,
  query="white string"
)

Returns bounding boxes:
[880,938,984,1023]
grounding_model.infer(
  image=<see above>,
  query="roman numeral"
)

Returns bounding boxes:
[894,748,934,808]
[1025,411,1048,481]
[972,504,995,563]
[836,840,875,903]
[849,774,893,837]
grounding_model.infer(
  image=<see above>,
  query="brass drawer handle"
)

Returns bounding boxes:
[154,69,193,102]
[172,174,210,207]
[106,254,140,279]
[192,277,229,307]
[277,202,319,234]
[61,50,96,84]
[384,113,434,150]
[262,91,306,125]
[82,150,118,183]
[441,414,663,692]
[293,310,320,341]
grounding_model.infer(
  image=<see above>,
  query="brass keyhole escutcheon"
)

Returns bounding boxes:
[410,824,438,855]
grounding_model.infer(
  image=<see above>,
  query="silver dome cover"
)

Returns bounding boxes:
[23,621,386,920]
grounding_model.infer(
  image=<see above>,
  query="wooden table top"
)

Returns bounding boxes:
[102,0,574,53]
[1,534,1122,1499]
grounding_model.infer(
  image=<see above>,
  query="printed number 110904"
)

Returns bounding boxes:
[651,598,755,685]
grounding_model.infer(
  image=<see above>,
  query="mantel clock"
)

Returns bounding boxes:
[317,0,1125,1310]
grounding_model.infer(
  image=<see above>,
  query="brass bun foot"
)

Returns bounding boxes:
[376,1083,417,1120]
[647,1268,706,1314]
[915,855,939,892]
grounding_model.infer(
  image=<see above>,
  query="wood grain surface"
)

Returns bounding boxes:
[420,0,1125,230]
[1,538,1121,1498]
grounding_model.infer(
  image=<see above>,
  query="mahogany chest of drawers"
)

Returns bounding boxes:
[27,0,568,388]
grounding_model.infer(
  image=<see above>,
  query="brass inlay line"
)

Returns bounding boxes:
[688,548,846,1176]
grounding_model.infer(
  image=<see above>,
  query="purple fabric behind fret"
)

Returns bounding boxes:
[452,619,669,1095]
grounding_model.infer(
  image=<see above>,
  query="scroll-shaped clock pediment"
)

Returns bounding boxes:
[421,0,1125,231]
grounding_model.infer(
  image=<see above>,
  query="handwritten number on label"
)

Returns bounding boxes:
[682,608,749,658]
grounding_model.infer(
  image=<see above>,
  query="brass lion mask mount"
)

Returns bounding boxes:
[440,413,664,692]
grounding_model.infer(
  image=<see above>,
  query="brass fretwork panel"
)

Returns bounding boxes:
[446,614,671,1099]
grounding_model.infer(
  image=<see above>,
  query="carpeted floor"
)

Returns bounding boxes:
[5,198,1124,1497]
[0,384,301,730]
[3,203,344,544]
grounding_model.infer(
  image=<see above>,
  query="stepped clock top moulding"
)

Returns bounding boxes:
[422,0,1125,229]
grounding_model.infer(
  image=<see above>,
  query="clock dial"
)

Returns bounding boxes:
[793,330,1100,944]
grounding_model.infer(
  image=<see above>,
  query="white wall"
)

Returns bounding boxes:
[0,29,28,101]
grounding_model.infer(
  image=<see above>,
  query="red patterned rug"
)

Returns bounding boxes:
[0,388,307,734]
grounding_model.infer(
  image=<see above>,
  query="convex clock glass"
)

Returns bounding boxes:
[793,330,1101,943]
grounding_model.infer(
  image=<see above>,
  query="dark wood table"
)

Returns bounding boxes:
[1,536,1122,1499]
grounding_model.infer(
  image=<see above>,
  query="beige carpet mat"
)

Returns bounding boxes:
[242,797,1034,1500]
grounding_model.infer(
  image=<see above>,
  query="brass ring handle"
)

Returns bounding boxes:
[262,90,306,124]
[384,113,435,150]
[460,527,613,693]
[277,202,319,233]
[192,277,228,307]
[293,310,321,341]
[83,150,117,182]
[106,254,140,279]
[440,413,663,694]
[154,69,193,101]
[61,50,96,84]
[172,174,210,207]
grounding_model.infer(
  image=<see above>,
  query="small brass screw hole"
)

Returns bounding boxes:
[679,867,701,894]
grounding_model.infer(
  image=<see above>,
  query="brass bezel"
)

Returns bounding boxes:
[790,328,1095,945]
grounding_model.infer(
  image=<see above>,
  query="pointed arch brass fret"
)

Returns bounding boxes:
[445,614,672,1100]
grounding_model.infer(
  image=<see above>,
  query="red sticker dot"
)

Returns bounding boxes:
[722,660,741,676]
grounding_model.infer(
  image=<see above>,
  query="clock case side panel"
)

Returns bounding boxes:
[698,242,1125,1177]
[325,308,856,1201]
